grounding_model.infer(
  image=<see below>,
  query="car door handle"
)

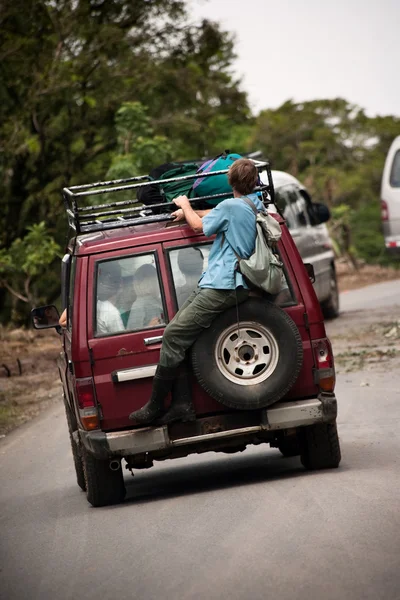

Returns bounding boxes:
[144,335,163,346]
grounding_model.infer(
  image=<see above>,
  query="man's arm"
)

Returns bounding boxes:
[172,196,205,232]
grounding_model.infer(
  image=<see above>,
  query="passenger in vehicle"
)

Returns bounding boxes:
[127,264,164,330]
[118,275,136,327]
[96,261,125,335]
[176,247,204,308]
[129,158,262,425]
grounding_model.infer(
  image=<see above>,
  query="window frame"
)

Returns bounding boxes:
[165,240,298,310]
[92,250,168,338]
[166,241,213,310]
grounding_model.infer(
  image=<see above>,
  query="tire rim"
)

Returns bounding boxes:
[214,321,279,386]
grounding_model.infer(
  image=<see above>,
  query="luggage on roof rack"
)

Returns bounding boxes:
[62,159,274,235]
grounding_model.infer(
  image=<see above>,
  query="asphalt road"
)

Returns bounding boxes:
[339,278,400,312]
[1,281,400,600]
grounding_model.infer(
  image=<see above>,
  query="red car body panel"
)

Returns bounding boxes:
[66,216,324,432]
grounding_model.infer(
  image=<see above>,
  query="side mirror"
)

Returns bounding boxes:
[312,203,330,224]
[31,305,60,329]
[304,263,316,283]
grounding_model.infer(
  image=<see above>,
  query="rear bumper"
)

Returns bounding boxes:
[80,393,337,460]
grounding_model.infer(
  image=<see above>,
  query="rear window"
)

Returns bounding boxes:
[390,150,400,188]
[167,243,296,308]
[94,254,165,337]
[169,244,211,309]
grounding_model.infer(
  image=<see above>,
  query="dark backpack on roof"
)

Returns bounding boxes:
[137,162,198,206]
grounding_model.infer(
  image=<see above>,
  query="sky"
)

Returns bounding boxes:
[189,0,400,117]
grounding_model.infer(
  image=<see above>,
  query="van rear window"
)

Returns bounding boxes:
[390,150,400,188]
[167,244,296,309]
[94,254,165,337]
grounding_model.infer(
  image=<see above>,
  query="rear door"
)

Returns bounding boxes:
[87,244,174,430]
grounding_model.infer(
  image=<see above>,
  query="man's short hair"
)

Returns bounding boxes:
[228,158,258,196]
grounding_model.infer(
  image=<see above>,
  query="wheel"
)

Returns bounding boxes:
[299,422,341,470]
[321,267,339,319]
[277,435,300,457]
[81,445,126,507]
[191,298,303,410]
[64,400,86,492]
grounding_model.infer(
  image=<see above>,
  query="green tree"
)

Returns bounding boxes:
[0,2,249,249]
[252,98,400,265]
[0,223,61,319]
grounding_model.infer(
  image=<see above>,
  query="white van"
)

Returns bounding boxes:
[381,136,400,255]
[261,170,339,319]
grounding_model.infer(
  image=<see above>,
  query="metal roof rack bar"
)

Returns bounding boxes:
[76,186,267,225]
[67,161,268,198]
[76,186,270,222]
[67,174,151,192]
[63,159,269,198]
[62,158,274,235]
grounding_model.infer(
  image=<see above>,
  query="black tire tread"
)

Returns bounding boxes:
[277,435,300,457]
[64,401,86,491]
[300,422,341,470]
[191,300,303,410]
[81,446,126,507]
[321,268,339,320]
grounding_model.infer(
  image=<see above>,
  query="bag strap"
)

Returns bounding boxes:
[241,196,259,217]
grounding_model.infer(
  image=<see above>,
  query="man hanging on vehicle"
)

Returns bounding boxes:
[129,158,263,425]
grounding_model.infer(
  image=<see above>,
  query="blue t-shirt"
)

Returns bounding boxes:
[199,193,264,289]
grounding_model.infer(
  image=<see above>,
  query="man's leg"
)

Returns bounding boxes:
[159,287,248,367]
[128,290,198,425]
[129,287,248,424]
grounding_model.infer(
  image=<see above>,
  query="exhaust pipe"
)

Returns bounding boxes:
[109,459,121,471]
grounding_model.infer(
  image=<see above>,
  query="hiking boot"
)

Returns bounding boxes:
[129,365,178,425]
[157,367,195,425]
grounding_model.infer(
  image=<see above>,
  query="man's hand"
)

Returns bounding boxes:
[173,195,191,210]
[59,308,67,328]
[171,208,185,222]
[172,195,204,232]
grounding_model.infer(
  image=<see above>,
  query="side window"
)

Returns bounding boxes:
[94,254,165,337]
[285,187,311,228]
[295,194,311,227]
[274,188,297,230]
[390,150,400,187]
[168,244,211,308]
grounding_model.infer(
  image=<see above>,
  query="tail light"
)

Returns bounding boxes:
[381,199,389,221]
[75,377,100,430]
[312,338,336,392]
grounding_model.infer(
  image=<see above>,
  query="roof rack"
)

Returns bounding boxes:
[62,159,274,235]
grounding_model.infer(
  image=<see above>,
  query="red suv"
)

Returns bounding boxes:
[32,162,341,507]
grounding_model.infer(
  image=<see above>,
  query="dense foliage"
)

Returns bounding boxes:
[250,99,400,266]
[1,1,399,324]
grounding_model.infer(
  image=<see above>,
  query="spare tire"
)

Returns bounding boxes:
[191,298,303,410]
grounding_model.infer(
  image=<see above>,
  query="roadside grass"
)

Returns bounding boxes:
[335,347,399,372]
[0,403,23,435]
[0,327,61,435]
